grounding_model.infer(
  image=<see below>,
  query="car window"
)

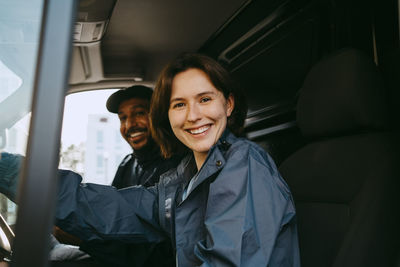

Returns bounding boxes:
[0,62,22,103]
[60,90,131,185]
[0,0,43,215]
[0,0,44,259]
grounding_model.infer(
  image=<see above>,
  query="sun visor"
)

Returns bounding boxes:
[69,43,104,84]
[73,0,116,43]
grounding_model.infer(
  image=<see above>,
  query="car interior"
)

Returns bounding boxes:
[1,0,400,266]
[279,47,400,267]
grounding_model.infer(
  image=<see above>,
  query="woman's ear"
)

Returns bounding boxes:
[226,94,235,117]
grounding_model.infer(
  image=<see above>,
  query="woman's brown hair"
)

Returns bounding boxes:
[150,53,247,158]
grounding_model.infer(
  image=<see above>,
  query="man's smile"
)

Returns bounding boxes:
[129,132,145,138]
[127,128,148,143]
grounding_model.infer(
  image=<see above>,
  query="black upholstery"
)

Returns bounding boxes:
[279,48,400,267]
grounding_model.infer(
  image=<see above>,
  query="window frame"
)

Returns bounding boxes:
[10,1,77,266]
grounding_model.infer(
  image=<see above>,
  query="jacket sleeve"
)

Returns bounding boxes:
[55,169,166,245]
[194,146,300,267]
[0,152,23,202]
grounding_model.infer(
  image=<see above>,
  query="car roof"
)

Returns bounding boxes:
[69,0,248,90]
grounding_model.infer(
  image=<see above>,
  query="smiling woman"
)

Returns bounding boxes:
[147,53,300,266]
[150,54,248,159]
[0,53,300,266]
[168,68,234,169]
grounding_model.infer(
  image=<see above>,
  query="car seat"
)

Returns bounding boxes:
[279,48,400,267]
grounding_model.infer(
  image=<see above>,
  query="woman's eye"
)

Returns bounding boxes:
[172,102,185,109]
[200,97,211,103]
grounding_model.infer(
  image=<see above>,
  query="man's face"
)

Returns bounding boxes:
[118,98,151,151]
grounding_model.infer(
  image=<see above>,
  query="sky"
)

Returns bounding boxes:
[61,89,119,147]
[1,60,121,153]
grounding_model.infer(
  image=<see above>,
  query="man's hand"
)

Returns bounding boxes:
[53,226,82,246]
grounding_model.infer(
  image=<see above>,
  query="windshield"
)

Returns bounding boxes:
[0,61,22,103]
[0,0,44,229]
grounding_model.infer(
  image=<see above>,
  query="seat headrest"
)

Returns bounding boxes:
[297,48,389,138]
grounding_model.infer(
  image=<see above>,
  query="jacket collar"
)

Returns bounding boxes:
[176,154,197,185]
[132,140,162,167]
[178,129,237,202]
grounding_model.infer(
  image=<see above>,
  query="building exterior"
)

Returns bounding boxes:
[83,114,131,185]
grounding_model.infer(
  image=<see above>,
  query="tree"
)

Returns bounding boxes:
[59,143,85,175]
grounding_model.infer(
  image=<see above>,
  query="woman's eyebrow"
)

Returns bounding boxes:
[197,91,216,97]
[170,97,185,103]
[170,91,216,103]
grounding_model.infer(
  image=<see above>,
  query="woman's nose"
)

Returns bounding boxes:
[187,103,201,122]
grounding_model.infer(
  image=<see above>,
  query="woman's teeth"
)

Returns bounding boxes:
[188,125,210,135]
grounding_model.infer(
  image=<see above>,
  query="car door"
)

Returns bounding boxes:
[0,0,77,266]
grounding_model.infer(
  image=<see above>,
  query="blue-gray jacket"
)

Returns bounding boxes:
[54,130,300,266]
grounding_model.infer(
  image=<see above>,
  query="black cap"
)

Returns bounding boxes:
[106,85,153,113]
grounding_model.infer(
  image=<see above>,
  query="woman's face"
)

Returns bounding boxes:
[168,68,234,166]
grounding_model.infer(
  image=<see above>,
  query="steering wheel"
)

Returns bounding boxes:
[0,212,13,262]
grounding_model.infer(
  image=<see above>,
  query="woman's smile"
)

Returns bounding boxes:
[168,68,234,168]
[185,124,211,135]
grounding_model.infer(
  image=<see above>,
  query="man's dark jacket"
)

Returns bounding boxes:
[111,143,180,189]
[80,143,181,267]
